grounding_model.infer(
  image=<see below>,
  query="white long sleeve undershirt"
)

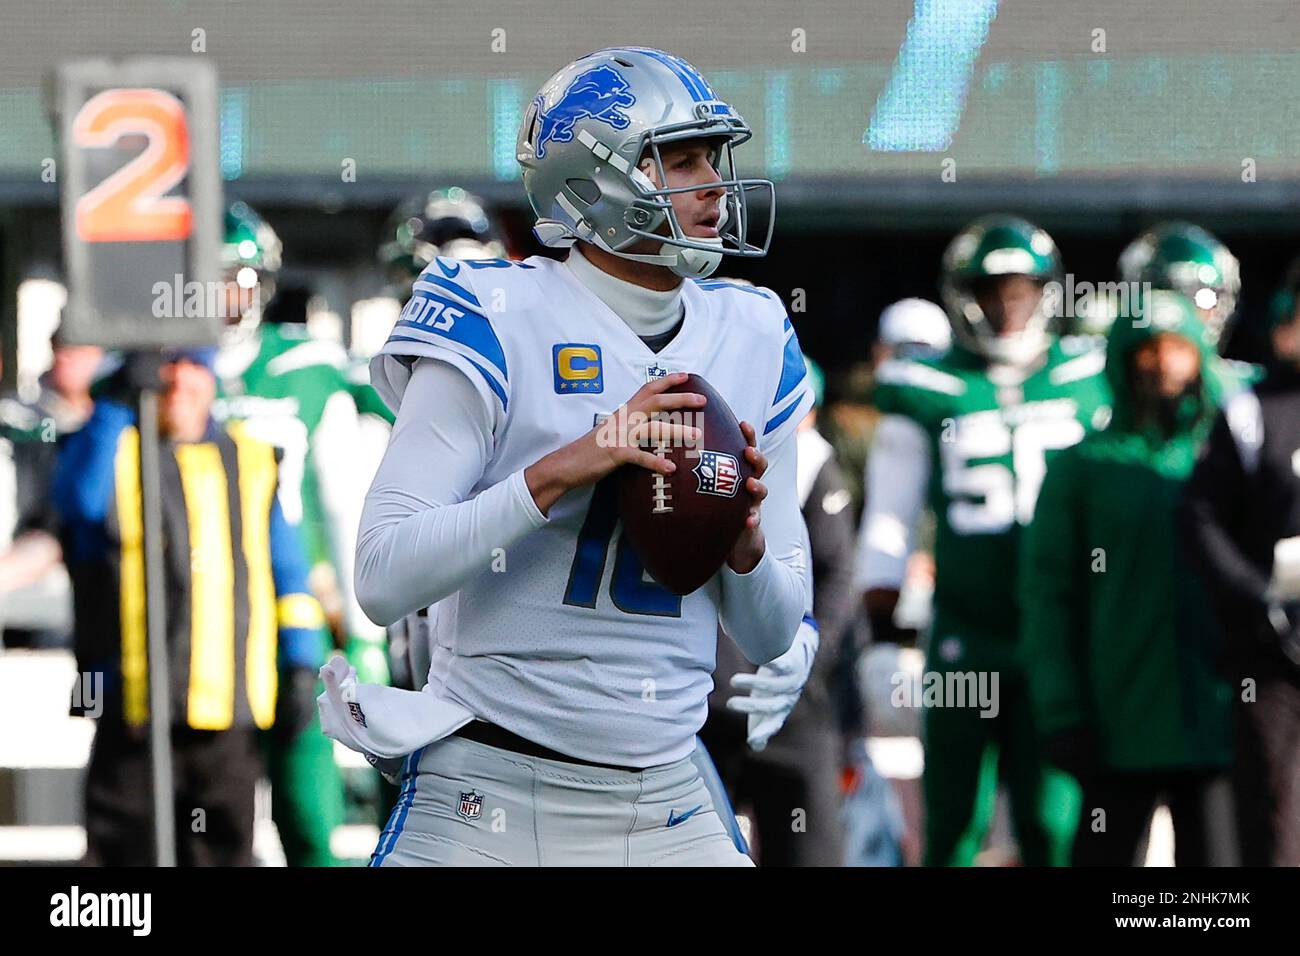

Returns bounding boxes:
[717,430,807,664]
[354,358,547,626]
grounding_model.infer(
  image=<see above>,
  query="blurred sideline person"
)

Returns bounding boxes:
[51,348,328,866]
[1023,292,1236,866]
[0,352,61,645]
[211,202,360,865]
[1119,221,1261,394]
[842,299,951,752]
[819,297,951,527]
[854,298,950,631]
[1264,256,1300,373]
[37,328,102,436]
[701,358,855,865]
[0,333,101,648]
[857,216,1111,866]
[1181,268,1300,866]
[875,298,952,366]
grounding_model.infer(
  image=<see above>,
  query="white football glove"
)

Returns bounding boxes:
[1266,536,1300,603]
[726,617,819,752]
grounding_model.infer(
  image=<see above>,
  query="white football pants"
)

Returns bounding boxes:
[369,735,753,867]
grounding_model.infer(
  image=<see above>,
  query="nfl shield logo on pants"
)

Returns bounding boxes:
[457,790,484,821]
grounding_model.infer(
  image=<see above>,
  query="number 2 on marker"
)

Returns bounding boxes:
[73,87,192,243]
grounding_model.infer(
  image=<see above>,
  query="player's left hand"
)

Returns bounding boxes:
[726,617,818,751]
[726,421,767,574]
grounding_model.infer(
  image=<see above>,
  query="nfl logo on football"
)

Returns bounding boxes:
[457,790,484,821]
[693,450,740,497]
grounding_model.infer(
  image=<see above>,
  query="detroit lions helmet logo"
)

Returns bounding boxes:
[533,65,636,159]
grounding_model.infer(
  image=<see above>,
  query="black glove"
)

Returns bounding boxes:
[866,606,918,648]
[275,666,320,741]
[1043,726,1101,778]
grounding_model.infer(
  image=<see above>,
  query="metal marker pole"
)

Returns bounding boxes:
[133,352,177,867]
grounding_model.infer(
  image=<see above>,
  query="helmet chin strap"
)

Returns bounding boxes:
[589,235,725,278]
[665,241,723,279]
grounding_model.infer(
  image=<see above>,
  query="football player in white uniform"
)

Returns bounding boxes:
[320,47,815,866]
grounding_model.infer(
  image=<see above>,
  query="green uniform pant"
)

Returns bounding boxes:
[263,695,345,867]
[921,622,1079,866]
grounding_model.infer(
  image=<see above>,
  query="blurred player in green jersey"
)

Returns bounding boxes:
[856,215,1111,865]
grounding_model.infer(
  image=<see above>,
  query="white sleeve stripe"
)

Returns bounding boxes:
[1049,349,1106,385]
[266,340,349,376]
[875,359,965,396]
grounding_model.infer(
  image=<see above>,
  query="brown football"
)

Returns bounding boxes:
[617,373,754,595]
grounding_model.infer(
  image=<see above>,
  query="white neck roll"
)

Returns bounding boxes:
[564,245,684,338]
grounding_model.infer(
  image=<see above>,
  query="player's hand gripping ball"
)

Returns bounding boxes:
[617,374,755,594]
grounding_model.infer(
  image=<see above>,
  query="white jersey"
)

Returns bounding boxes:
[364,255,813,767]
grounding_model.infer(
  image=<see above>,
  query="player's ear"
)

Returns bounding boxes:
[637,154,660,187]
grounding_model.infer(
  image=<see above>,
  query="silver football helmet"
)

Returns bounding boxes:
[516,47,775,279]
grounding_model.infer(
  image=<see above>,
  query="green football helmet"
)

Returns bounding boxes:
[379,187,506,289]
[221,201,282,328]
[1118,221,1240,349]
[940,214,1063,366]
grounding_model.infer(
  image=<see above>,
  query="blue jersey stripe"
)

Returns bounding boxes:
[465,356,510,411]
[695,280,774,300]
[772,329,808,404]
[763,387,808,436]
[386,335,508,412]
